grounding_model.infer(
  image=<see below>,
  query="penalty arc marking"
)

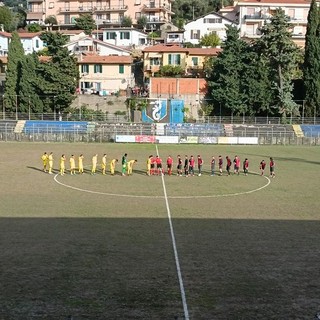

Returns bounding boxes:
[53,173,271,199]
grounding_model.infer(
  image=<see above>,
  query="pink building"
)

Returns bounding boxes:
[26,0,175,31]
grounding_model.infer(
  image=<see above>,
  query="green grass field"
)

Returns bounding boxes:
[1,142,320,320]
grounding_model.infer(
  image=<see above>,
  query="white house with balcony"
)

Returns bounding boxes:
[102,28,148,47]
[65,36,131,56]
[0,31,45,55]
[235,0,310,46]
[183,12,234,45]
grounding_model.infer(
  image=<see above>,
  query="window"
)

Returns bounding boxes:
[64,14,70,24]
[97,14,102,20]
[168,54,181,65]
[35,39,39,48]
[190,30,200,40]
[135,12,141,19]
[105,32,116,40]
[246,8,255,15]
[203,18,222,24]
[288,9,295,19]
[150,58,160,66]
[120,32,130,40]
[119,64,124,74]
[0,66,5,73]
[94,64,102,73]
[81,64,89,74]
[191,57,198,66]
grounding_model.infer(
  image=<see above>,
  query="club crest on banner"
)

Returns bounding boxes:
[145,99,167,122]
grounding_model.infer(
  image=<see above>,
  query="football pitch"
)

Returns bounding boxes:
[0,142,320,320]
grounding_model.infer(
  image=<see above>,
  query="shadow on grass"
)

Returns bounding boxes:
[0,218,320,320]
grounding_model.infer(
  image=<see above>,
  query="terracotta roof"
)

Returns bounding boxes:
[0,31,11,37]
[143,44,189,53]
[0,31,42,38]
[78,55,133,64]
[143,44,221,56]
[237,0,310,4]
[188,48,222,56]
[56,30,85,35]
[18,32,42,38]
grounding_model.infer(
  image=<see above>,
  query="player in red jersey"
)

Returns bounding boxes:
[226,156,232,175]
[234,155,241,175]
[218,155,223,176]
[166,155,173,176]
[269,157,275,178]
[197,155,203,176]
[151,156,156,175]
[189,155,195,176]
[156,155,163,175]
[260,160,266,176]
[243,158,249,176]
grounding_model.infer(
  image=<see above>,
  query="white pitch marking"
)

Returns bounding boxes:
[156,144,190,320]
[53,172,271,200]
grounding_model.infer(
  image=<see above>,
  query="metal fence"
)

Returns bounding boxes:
[1,120,320,145]
[1,112,320,125]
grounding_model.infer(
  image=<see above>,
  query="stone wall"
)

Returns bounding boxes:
[71,94,128,115]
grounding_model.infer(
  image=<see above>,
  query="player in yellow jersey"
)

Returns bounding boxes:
[41,152,48,172]
[146,155,152,176]
[48,152,54,174]
[78,154,84,174]
[69,155,76,175]
[91,154,98,175]
[127,159,137,175]
[101,154,107,175]
[110,158,118,175]
[60,154,66,176]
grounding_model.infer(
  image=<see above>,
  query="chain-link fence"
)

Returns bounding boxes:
[1,118,320,145]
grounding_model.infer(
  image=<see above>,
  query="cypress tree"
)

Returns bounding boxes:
[303,0,320,117]
[206,25,249,117]
[4,32,24,115]
[257,9,302,121]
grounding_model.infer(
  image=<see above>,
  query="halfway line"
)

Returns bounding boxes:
[155,145,190,320]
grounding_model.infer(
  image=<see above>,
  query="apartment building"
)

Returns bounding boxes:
[236,0,310,43]
[217,0,311,47]
[78,55,134,94]
[143,44,221,78]
[26,0,175,31]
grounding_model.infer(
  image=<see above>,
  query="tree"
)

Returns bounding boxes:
[199,32,220,47]
[74,13,96,35]
[303,0,320,117]
[122,15,132,27]
[256,9,302,120]
[136,16,147,30]
[45,15,58,31]
[240,44,273,116]
[159,65,184,77]
[18,53,44,114]
[206,25,249,116]
[4,31,24,114]
[0,6,14,32]
[38,32,79,112]
[27,23,42,32]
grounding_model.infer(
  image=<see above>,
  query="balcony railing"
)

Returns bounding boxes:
[94,5,128,12]
[244,14,270,20]
[59,5,127,13]
[289,17,307,24]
